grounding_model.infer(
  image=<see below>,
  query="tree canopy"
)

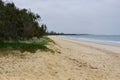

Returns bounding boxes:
[0,0,47,41]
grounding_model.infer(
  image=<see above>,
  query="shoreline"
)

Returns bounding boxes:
[54,36,120,54]
[59,35,120,47]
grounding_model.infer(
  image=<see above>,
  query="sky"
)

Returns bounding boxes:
[3,0,120,34]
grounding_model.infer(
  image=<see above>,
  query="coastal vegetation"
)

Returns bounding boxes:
[0,0,52,53]
[0,36,54,53]
[0,0,47,41]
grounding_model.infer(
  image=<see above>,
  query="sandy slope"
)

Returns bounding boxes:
[0,36,120,80]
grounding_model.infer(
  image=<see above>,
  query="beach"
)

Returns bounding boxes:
[0,36,120,80]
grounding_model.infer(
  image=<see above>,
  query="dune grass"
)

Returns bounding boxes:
[0,36,53,53]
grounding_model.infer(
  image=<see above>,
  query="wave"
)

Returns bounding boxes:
[59,35,120,46]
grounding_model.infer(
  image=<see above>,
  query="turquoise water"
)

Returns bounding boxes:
[60,35,120,46]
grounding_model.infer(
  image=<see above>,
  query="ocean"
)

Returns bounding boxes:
[59,35,120,46]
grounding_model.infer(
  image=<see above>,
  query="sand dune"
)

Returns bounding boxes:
[0,36,120,80]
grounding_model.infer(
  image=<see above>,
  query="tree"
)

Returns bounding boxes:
[0,0,47,41]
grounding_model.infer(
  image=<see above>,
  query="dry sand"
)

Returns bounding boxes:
[0,36,120,80]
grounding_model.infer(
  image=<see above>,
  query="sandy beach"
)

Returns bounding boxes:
[0,36,120,80]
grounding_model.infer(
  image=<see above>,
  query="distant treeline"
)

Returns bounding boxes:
[46,31,89,35]
[0,0,47,41]
[46,31,76,35]
[46,31,64,35]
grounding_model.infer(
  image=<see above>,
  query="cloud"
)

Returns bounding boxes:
[4,0,120,34]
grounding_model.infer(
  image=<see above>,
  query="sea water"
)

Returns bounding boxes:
[60,35,120,46]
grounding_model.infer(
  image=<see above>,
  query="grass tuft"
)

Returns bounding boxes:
[0,36,53,53]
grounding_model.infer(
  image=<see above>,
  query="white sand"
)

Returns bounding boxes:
[0,36,120,80]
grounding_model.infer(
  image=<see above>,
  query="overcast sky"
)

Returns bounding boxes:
[3,0,120,34]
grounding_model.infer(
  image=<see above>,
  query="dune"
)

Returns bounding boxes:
[0,36,120,80]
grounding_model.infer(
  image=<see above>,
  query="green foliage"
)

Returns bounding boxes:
[39,36,54,45]
[0,42,47,53]
[0,37,53,53]
[0,0,47,41]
